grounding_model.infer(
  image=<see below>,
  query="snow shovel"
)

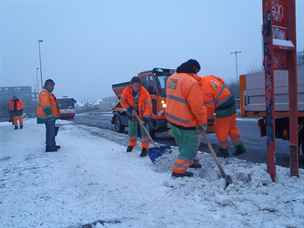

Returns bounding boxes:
[134,114,171,162]
[201,131,232,190]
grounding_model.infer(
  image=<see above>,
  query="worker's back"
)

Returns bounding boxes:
[201,75,236,119]
[200,75,232,114]
[166,73,206,128]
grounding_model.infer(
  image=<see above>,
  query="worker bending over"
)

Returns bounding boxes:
[120,76,152,157]
[8,96,24,130]
[37,79,61,152]
[166,59,207,178]
[200,75,246,157]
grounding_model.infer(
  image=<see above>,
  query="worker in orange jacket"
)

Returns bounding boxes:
[120,76,152,157]
[37,79,61,152]
[200,75,246,157]
[166,59,207,178]
[8,96,24,130]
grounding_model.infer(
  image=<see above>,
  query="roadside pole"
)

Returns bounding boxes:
[287,0,299,177]
[263,0,276,181]
[262,0,299,180]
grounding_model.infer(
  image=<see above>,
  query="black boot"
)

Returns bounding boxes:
[172,171,194,178]
[140,148,148,157]
[56,145,61,150]
[14,126,18,130]
[126,146,134,152]
[233,143,246,156]
[45,147,58,152]
[189,160,202,169]
[20,125,23,129]
[218,148,229,158]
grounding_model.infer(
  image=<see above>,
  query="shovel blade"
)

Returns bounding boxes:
[148,146,171,163]
[224,175,233,190]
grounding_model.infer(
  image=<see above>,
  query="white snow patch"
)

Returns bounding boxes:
[273,39,295,49]
[0,119,304,228]
[237,117,258,122]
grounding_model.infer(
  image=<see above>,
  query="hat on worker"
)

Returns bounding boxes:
[44,79,55,87]
[176,59,201,74]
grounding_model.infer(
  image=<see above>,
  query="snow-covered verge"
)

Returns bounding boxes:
[0,120,304,228]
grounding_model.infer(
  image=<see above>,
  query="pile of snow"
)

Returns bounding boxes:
[0,120,304,228]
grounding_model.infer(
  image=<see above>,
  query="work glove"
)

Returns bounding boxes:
[44,107,54,119]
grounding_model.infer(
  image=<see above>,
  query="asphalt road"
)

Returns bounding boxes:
[75,111,303,168]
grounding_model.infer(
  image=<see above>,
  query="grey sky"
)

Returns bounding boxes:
[0,0,303,101]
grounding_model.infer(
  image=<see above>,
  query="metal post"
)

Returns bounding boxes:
[35,67,40,93]
[38,40,44,89]
[287,0,299,177]
[230,50,242,81]
[263,0,276,181]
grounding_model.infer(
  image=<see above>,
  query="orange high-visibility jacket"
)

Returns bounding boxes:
[8,99,24,112]
[36,89,60,119]
[120,86,152,118]
[166,73,207,128]
[199,75,232,117]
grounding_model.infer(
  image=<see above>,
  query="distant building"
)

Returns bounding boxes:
[0,86,36,121]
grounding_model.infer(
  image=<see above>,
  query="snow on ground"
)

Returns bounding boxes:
[236,117,258,122]
[0,119,304,228]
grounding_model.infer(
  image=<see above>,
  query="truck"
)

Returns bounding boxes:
[240,62,304,155]
[111,68,174,136]
[57,97,77,120]
[112,67,216,137]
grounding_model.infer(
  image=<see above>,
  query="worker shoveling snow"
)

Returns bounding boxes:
[1,120,304,228]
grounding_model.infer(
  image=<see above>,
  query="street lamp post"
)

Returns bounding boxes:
[230,50,242,82]
[35,67,40,92]
[38,40,44,88]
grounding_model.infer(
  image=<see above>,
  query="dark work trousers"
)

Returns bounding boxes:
[45,118,57,149]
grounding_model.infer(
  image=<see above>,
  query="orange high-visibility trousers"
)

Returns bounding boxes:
[13,116,23,128]
[128,137,149,149]
[128,120,150,150]
[215,114,240,149]
[172,159,192,174]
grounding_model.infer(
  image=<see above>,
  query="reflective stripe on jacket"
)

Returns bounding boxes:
[36,89,60,119]
[166,73,207,128]
[120,86,152,118]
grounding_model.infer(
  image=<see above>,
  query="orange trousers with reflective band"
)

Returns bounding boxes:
[128,137,149,150]
[172,159,193,174]
[13,116,23,127]
[215,114,240,149]
[128,120,149,149]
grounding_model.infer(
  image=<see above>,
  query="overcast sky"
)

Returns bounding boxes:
[0,0,303,102]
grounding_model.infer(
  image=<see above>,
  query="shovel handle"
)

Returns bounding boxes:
[201,131,229,179]
[134,113,155,144]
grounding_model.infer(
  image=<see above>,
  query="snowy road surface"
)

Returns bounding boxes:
[1,120,304,228]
